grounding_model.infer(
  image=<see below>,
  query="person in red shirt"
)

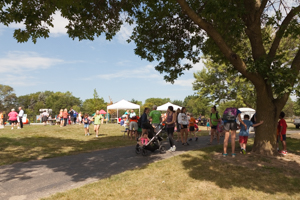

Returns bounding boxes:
[276,111,287,155]
[188,114,198,141]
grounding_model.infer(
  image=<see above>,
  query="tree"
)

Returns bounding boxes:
[1,1,300,154]
[172,100,184,107]
[193,57,256,109]
[0,84,17,113]
[183,95,211,117]
[143,98,170,110]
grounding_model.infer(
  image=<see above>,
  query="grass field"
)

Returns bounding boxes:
[0,123,210,166]
[42,137,300,200]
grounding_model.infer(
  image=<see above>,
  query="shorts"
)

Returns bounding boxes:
[42,116,48,122]
[224,122,238,131]
[152,123,160,132]
[10,120,17,124]
[189,126,195,131]
[239,136,248,144]
[84,124,89,128]
[130,121,138,130]
[125,128,129,131]
[182,124,188,129]
[277,134,286,142]
[211,125,217,130]
[60,118,64,121]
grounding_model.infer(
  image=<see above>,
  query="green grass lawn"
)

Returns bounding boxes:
[42,137,300,200]
[0,124,135,165]
[0,124,210,166]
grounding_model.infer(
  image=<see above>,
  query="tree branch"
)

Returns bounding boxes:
[258,0,268,16]
[274,48,300,109]
[176,0,262,86]
[268,5,300,61]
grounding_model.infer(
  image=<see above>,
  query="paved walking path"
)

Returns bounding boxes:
[0,131,297,200]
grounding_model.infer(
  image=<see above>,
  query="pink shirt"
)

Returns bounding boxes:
[141,138,149,145]
[8,111,18,121]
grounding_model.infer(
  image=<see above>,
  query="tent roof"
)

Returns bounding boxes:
[157,102,182,111]
[238,107,255,112]
[107,99,140,110]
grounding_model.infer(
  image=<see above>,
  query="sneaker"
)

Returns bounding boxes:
[182,143,185,145]
[87,133,90,136]
[282,151,287,155]
[241,149,246,155]
[232,153,236,158]
[172,146,176,152]
[11,127,13,130]
[17,127,21,129]
[188,138,192,141]
[222,153,228,157]
[96,135,98,137]
[195,137,198,141]
[167,147,173,152]
[185,142,190,146]
[278,150,283,154]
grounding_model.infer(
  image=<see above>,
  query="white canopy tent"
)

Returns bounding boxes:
[157,102,182,111]
[107,99,140,122]
[238,107,256,119]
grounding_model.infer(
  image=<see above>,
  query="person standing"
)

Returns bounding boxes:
[63,108,68,126]
[149,105,161,133]
[69,108,74,125]
[129,110,136,118]
[141,107,150,135]
[92,110,103,137]
[18,107,24,129]
[165,106,176,152]
[277,111,288,155]
[0,111,3,126]
[8,109,18,129]
[223,107,245,158]
[41,110,49,126]
[178,107,189,146]
[209,106,221,145]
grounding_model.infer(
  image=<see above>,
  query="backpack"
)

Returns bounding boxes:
[222,108,238,122]
[210,112,219,119]
[137,116,142,128]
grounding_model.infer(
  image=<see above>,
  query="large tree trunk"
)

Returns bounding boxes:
[251,85,284,155]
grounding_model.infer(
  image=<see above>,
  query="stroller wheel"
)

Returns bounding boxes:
[160,145,166,154]
[135,144,141,154]
[142,149,147,156]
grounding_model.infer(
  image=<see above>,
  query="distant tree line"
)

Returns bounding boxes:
[0,84,298,123]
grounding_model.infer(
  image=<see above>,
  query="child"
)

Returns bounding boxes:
[239,114,263,154]
[138,132,150,147]
[206,120,210,135]
[83,113,90,136]
[188,114,198,141]
[277,111,287,155]
[124,115,130,138]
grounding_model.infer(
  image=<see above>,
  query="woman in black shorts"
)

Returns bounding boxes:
[178,107,189,145]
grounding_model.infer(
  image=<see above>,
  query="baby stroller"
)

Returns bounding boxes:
[135,123,166,156]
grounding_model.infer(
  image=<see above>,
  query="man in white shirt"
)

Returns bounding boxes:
[18,107,24,129]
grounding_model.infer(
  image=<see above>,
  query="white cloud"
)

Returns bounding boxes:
[6,11,68,37]
[172,79,194,87]
[0,51,63,73]
[97,64,160,80]
[0,51,64,86]
[182,58,205,73]
[49,11,68,37]
[116,23,134,44]
[0,74,38,86]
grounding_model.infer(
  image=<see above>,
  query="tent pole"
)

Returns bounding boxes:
[117,108,118,124]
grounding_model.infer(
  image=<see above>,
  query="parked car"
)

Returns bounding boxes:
[294,118,300,128]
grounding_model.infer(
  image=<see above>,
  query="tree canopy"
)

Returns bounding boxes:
[1,0,300,154]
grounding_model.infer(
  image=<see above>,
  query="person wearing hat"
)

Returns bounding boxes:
[149,105,161,132]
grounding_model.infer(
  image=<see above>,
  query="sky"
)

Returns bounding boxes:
[0,12,204,104]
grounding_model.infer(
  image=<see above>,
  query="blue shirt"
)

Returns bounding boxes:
[239,120,253,136]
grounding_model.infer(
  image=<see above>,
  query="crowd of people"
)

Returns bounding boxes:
[121,105,287,157]
[2,104,288,157]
